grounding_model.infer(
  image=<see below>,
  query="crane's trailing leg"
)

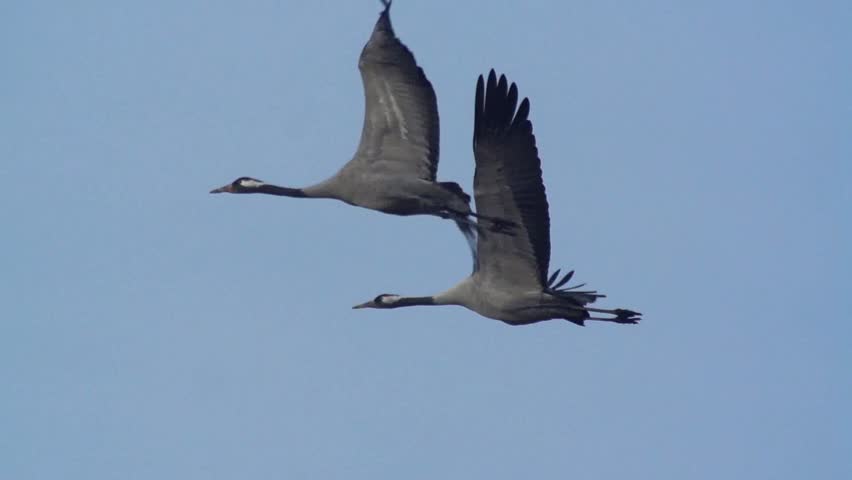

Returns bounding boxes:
[438,208,500,239]
[468,211,517,234]
[490,218,517,234]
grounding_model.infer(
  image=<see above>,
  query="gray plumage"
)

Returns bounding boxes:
[354,71,641,326]
[211,0,479,249]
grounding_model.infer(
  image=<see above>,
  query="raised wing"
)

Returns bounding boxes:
[472,70,551,288]
[345,1,439,181]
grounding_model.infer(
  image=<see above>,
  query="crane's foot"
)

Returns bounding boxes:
[614,308,641,323]
[490,218,517,234]
[588,307,642,324]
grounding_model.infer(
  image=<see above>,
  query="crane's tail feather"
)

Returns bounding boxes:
[546,269,605,305]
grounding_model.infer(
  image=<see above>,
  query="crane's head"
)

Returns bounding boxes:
[352,294,402,309]
[210,177,266,194]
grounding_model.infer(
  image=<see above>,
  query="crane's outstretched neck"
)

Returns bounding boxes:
[259,180,341,200]
[395,290,467,308]
[256,184,308,197]
[396,296,437,307]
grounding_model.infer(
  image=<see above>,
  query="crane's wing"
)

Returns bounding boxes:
[343,1,439,181]
[472,70,550,288]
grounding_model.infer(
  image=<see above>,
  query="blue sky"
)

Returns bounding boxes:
[2,1,850,478]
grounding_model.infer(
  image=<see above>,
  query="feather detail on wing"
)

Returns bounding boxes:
[472,70,550,287]
[346,2,439,181]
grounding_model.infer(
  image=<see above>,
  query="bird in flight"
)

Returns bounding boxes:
[354,71,641,326]
[210,0,506,252]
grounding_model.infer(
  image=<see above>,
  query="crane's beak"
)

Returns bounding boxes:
[352,301,373,309]
[209,184,233,194]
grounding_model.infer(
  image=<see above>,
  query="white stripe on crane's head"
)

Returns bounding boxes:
[238,178,265,188]
[379,294,402,305]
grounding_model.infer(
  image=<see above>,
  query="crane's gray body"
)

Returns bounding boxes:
[432,277,558,325]
[304,174,468,218]
[355,71,640,326]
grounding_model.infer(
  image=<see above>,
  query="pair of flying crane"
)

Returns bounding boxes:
[211,1,641,327]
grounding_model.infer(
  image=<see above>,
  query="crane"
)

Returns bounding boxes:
[210,1,505,251]
[353,71,641,326]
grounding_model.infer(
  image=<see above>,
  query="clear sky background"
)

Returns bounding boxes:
[2,1,850,478]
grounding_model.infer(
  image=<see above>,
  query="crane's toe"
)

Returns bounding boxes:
[614,308,642,324]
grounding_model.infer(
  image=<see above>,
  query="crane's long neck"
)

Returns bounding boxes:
[392,282,470,308]
[394,296,439,307]
[256,184,308,197]
[255,179,338,199]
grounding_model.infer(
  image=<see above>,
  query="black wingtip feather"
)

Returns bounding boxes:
[374,0,394,35]
[507,83,518,121]
[473,69,551,285]
[514,98,530,127]
[475,69,532,140]
[473,75,485,147]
